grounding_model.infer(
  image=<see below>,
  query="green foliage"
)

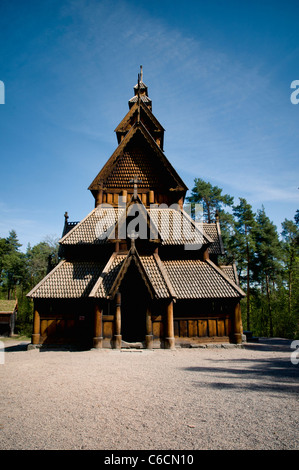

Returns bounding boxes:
[26,239,59,289]
[188,177,298,339]
[187,177,234,223]
[0,233,59,336]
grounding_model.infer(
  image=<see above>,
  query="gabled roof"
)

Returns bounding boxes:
[111,194,162,243]
[27,254,244,300]
[88,121,187,192]
[114,100,164,135]
[129,94,152,107]
[89,250,172,300]
[58,203,211,248]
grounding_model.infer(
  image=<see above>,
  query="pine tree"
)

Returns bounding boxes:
[26,239,59,288]
[281,214,299,337]
[187,178,234,223]
[1,231,26,299]
[253,207,282,337]
[232,198,256,331]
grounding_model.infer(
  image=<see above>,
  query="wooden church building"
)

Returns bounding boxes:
[27,68,245,349]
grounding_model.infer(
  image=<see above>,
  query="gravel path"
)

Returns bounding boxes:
[0,338,298,450]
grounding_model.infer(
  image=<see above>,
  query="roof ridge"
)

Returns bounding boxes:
[107,248,156,299]
[152,253,176,298]
[89,253,119,298]
[114,100,165,133]
[112,195,162,242]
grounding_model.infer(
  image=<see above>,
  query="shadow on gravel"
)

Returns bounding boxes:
[2,342,30,352]
[183,338,299,396]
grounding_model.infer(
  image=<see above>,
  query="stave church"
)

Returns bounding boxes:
[27,68,245,349]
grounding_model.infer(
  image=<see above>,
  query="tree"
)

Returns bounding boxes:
[0,237,9,282]
[1,230,27,299]
[26,238,59,288]
[253,207,282,336]
[281,215,299,336]
[187,178,234,223]
[232,198,256,331]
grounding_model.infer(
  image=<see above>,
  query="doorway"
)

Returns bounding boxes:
[120,263,149,343]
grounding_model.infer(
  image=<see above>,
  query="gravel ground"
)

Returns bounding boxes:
[0,338,298,451]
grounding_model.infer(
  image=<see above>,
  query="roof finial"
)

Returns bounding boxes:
[136,72,141,122]
[140,65,143,82]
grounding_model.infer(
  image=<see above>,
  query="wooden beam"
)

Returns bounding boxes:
[145,305,153,349]
[93,302,103,348]
[32,303,40,345]
[95,189,103,207]
[165,300,175,349]
[233,302,242,344]
[114,292,122,349]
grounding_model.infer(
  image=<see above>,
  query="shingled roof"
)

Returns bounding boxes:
[202,222,225,255]
[220,264,239,285]
[88,122,187,192]
[0,299,17,313]
[27,260,106,298]
[59,204,212,248]
[59,207,125,245]
[90,252,172,299]
[149,208,212,247]
[162,258,245,299]
[27,247,244,300]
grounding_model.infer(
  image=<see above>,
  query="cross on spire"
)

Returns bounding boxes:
[129,175,142,199]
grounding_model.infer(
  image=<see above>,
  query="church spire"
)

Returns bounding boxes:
[129,65,152,110]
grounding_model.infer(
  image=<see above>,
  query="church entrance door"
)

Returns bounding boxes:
[120,263,149,344]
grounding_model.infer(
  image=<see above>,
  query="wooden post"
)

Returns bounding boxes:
[145,305,153,349]
[122,190,127,204]
[233,302,242,344]
[165,300,175,349]
[93,302,103,348]
[32,303,40,345]
[95,189,103,207]
[114,292,122,349]
[149,190,154,204]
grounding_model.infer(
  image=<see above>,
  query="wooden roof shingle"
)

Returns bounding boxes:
[27,261,106,298]
[162,258,245,299]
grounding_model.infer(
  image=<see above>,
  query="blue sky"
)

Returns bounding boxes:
[0,0,298,250]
